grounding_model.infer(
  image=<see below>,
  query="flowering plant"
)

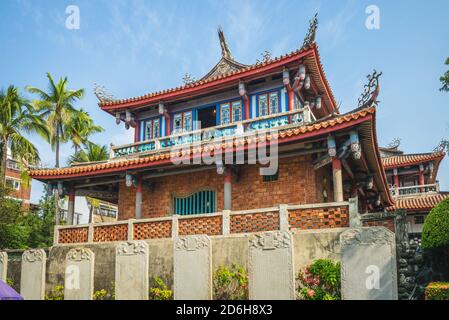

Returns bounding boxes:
[297,259,341,300]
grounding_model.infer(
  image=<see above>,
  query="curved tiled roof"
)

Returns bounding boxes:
[387,193,449,212]
[99,44,338,114]
[382,151,445,169]
[29,106,375,180]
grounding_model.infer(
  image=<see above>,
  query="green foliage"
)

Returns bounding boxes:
[440,57,449,92]
[6,278,14,287]
[93,289,113,300]
[422,198,449,249]
[297,259,341,300]
[68,143,109,165]
[45,285,64,300]
[213,264,248,300]
[0,184,55,249]
[425,282,449,300]
[149,277,173,300]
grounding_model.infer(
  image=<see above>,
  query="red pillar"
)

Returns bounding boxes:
[134,120,140,142]
[419,165,425,192]
[243,95,250,120]
[165,114,171,136]
[287,88,295,111]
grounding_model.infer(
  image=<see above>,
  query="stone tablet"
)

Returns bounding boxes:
[115,241,149,300]
[248,231,295,300]
[64,248,95,300]
[174,235,212,300]
[20,249,46,300]
[0,251,7,282]
[340,227,398,300]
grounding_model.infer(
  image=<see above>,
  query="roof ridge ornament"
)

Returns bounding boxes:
[182,73,196,85]
[218,26,233,60]
[93,83,116,103]
[302,13,319,48]
[386,138,401,149]
[358,69,382,108]
[256,50,272,64]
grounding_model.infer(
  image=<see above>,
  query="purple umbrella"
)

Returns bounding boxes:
[0,280,23,300]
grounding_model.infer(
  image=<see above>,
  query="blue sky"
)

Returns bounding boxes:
[1,0,448,203]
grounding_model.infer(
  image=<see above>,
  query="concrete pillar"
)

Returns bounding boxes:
[348,197,362,227]
[224,168,232,210]
[332,157,344,202]
[135,176,142,220]
[67,188,75,225]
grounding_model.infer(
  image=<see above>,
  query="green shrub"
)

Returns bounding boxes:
[297,259,341,300]
[93,289,108,300]
[213,264,248,300]
[422,198,449,249]
[149,277,173,300]
[45,285,64,300]
[6,278,14,287]
[425,282,449,300]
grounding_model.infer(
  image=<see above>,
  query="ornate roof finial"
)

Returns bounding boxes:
[93,83,116,102]
[218,26,233,60]
[357,69,382,108]
[386,138,401,149]
[302,13,318,48]
[182,73,196,85]
[256,50,272,64]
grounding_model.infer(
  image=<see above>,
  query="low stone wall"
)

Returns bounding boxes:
[44,228,346,295]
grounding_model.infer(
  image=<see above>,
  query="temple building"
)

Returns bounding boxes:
[381,143,447,236]
[28,18,420,245]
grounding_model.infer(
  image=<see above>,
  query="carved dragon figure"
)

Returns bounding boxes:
[357,69,382,108]
[302,13,318,48]
[93,83,116,103]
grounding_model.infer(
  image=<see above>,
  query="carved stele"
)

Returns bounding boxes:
[174,235,212,300]
[64,248,95,300]
[0,251,7,281]
[248,231,295,300]
[66,248,94,261]
[115,241,149,300]
[340,227,398,300]
[21,249,47,300]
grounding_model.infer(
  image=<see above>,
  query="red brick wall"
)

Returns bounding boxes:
[118,155,323,220]
[363,218,395,233]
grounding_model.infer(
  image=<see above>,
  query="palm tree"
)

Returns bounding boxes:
[68,143,109,165]
[26,73,85,168]
[27,73,84,225]
[68,143,109,223]
[0,86,48,185]
[66,109,104,154]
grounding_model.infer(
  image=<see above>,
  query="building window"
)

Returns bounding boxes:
[173,111,193,134]
[173,190,216,215]
[258,91,279,116]
[6,178,20,190]
[144,118,160,140]
[414,215,425,225]
[220,100,242,125]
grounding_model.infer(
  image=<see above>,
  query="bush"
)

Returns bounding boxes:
[422,198,449,249]
[297,259,341,300]
[93,289,108,300]
[149,277,173,300]
[45,285,64,300]
[425,282,449,300]
[213,264,248,300]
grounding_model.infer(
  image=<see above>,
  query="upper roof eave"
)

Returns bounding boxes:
[99,44,338,114]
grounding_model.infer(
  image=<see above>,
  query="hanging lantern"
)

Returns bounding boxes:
[238,81,246,96]
[298,64,306,80]
[125,173,134,187]
[304,75,311,90]
[315,96,322,109]
[158,102,165,115]
[282,68,290,86]
[115,113,121,125]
